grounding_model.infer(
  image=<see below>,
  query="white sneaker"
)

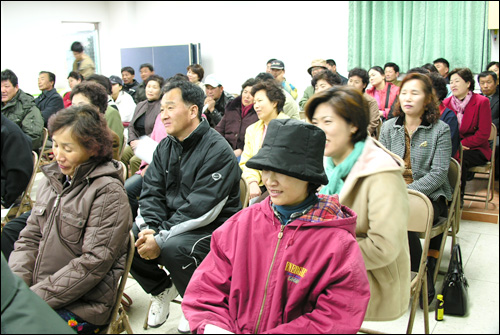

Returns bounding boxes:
[177,311,190,334]
[148,285,178,328]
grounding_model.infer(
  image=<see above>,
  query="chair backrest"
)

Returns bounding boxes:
[111,130,121,161]
[375,118,382,140]
[489,123,497,164]
[489,123,497,142]
[105,230,135,334]
[118,161,128,181]
[15,151,39,217]
[40,127,49,153]
[448,158,461,205]
[240,177,249,209]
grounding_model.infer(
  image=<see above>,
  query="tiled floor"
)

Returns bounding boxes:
[29,173,499,334]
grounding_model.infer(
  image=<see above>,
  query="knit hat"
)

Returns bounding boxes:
[307,59,328,75]
[246,119,328,185]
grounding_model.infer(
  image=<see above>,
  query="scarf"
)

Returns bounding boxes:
[450,91,473,127]
[241,103,253,118]
[320,140,365,195]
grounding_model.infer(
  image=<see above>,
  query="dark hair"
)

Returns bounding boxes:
[433,58,450,69]
[68,71,83,81]
[266,58,277,65]
[166,74,189,84]
[86,74,112,95]
[384,62,400,73]
[311,70,341,88]
[393,73,440,124]
[144,74,165,88]
[422,63,438,73]
[486,61,499,72]
[121,66,135,75]
[70,81,108,114]
[326,59,336,66]
[70,41,84,53]
[478,70,498,83]
[348,67,369,92]
[187,64,205,81]
[428,72,448,102]
[255,72,275,82]
[305,86,369,145]
[48,105,113,164]
[162,80,205,121]
[39,71,56,85]
[140,63,154,72]
[251,80,286,113]
[408,67,430,75]
[1,69,18,87]
[448,67,475,91]
[369,66,384,76]
[241,78,258,94]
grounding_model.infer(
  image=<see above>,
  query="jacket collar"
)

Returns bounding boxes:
[394,114,431,128]
[39,88,58,99]
[170,117,210,151]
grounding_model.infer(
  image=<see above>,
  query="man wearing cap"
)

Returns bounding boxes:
[182,118,370,334]
[269,60,298,100]
[35,71,64,127]
[110,74,136,126]
[299,59,328,110]
[203,74,235,128]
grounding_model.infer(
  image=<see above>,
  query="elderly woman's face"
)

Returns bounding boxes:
[449,74,470,99]
[253,90,278,124]
[146,80,162,101]
[52,126,91,179]
[399,79,427,117]
[262,170,309,206]
[241,86,254,107]
[311,102,357,165]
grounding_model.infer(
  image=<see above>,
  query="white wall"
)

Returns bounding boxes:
[1,1,350,98]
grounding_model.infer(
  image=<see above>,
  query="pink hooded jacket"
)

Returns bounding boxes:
[182,194,370,334]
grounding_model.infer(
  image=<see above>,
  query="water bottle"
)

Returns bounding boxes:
[435,294,444,321]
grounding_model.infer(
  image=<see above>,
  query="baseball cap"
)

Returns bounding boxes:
[204,74,222,87]
[109,75,123,86]
[270,60,285,70]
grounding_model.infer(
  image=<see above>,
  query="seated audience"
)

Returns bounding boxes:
[478,70,499,178]
[443,68,492,204]
[203,74,235,127]
[486,61,499,89]
[269,59,298,100]
[1,114,33,209]
[433,57,450,83]
[35,71,65,126]
[311,69,341,93]
[135,63,155,104]
[306,86,410,321]
[8,105,132,334]
[384,62,401,87]
[325,58,349,84]
[240,79,289,200]
[121,66,141,101]
[347,67,381,137]
[71,41,95,79]
[129,80,241,331]
[366,66,400,121]
[121,74,164,176]
[299,59,328,110]
[187,64,206,93]
[215,78,259,159]
[182,118,370,334]
[110,75,136,125]
[1,69,44,150]
[379,73,453,307]
[63,71,83,108]
[257,70,300,120]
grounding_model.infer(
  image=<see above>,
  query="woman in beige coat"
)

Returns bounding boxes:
[305,86,410,321]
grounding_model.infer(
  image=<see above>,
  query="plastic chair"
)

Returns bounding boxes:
[240,177,250,209]
[360,189,433,334]
[100,231,135,334]
[464,123,497,209]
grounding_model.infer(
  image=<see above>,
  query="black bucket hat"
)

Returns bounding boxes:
[246,119,328,185]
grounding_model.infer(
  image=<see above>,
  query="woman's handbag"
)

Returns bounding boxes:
[441,243,469,316]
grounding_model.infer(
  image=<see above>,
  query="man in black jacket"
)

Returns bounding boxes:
[121,66,140,101]
[35,71,64,127]
[130,80,242,330]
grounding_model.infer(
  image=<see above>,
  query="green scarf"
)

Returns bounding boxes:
[320,140,365,195]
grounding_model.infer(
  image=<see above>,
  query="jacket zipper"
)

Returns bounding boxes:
[254,224,285,334]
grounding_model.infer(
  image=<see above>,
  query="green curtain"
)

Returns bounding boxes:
[348,1,491,74]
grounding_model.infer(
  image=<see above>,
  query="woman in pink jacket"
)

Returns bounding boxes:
[182,118,370,334]
[366,66,400,121]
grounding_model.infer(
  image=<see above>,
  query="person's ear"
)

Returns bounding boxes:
[189,104,199,120]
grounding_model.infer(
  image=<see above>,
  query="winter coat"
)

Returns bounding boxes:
[443,93,493,161]
[123,79,140,101]
[205,90,235,128]
[240,112,289,186]
[215,95,259,151]
[366,82,400,120]
[380,116,453,202]
[9,159,133,326]
[182,194,370,334]
[1,89,44,149]
[364,93,381,136]
[34,88,65,126]
[127,99,161,143]
[137,118,242,248]
[338,137,411,321]
[105,105,125,151]
[72,53,95,79]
